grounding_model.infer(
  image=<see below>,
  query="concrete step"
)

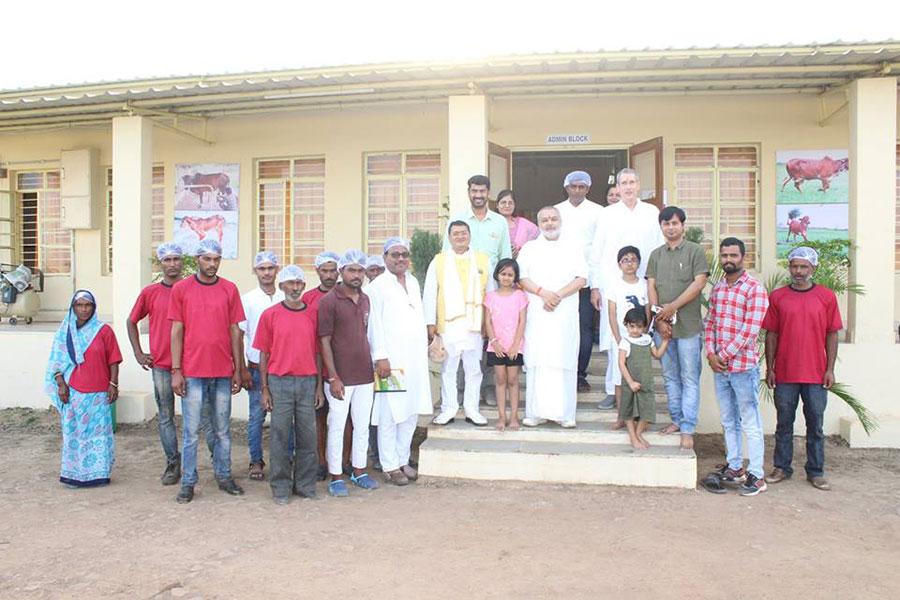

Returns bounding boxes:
[427,418,682,446]
[474,402,671,423]
[418,437,696,488]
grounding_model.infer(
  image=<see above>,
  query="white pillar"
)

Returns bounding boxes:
[848,77,897,344]
[448,95,488,217]
[111,116,154,411]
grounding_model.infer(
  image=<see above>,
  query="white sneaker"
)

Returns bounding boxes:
[560,420,577,429]
[464,411,488,426]
[522,417,547,427]
[432,411,457,426]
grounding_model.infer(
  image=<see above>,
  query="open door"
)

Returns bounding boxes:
[629,136,664,208]
[488,142,512,205]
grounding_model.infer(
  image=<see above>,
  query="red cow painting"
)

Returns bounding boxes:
[780,156,849,193]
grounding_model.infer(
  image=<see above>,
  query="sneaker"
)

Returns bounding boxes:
[386,469,409,486]
[577,379,591,393]
[739,473,768,496]
[350,472,380,490]
[464,411,488,426]
[432,411,457,426]
[716,464,747,486]
[597,395,616,410]
[217,479,245,496]
[328,479,350,497]
[522,417,547,427]
[176,485,194,504]
[560,420,577,429]
[807,475,831,491]
[161,461,181,486]
[768,468,791,483]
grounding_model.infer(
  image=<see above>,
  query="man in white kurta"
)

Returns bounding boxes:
[518,207,589,428]
[423,221,493,426]
[366,237,433,485]
[589,168,664,407]
[555,170,604,393]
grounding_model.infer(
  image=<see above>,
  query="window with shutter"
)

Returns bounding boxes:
[17,170,70,275]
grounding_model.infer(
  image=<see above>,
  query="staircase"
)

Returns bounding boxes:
[418,349,697,489]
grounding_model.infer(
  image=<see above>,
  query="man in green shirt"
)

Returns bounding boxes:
[444,175,512,271]
[645,206,709,450]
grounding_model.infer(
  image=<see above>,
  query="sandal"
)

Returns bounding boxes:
[249,461,265,481]
[351,472,380,490]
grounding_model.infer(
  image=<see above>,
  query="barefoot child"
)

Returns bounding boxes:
[483,258,528,431]
[618,307,668,449]
[607,245,649,430]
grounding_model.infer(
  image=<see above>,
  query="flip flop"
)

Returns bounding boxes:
[700,471,727,494]
[249,462,265,481]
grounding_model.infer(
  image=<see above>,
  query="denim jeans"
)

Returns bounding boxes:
[181,377,233,486]
[268,375,318,498]
[656,332,702,434]
[714,367,764,478]
[153,368,215,466]
[577,288,595,381]
[247,367,265,465]
[774,383,828,478]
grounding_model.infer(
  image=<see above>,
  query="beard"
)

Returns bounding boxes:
[722,263,740,274]
[542,229,560,241]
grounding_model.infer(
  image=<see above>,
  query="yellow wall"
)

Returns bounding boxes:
[1,92,897,322]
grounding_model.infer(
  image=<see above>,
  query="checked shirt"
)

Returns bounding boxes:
[703,270,769,373]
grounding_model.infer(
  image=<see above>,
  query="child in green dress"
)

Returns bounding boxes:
[618,307,669,450]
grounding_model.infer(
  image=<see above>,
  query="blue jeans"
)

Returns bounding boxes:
[152,368,215,466]
[774,383,828,478]
[247,367,265,465]
[714,367,764,478]
[181,377,233,486]
[656,333,702,435]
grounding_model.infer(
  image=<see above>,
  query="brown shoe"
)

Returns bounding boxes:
[807,475,831,490]
[768,468,791,483]
[400,464,419,482]
[386,470,409,486]
[577,379,591,393]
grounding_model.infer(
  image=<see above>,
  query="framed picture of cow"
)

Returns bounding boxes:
[173,163,240,259]
[775,149,849,259]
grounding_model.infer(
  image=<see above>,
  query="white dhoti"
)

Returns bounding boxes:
[525,367,577,423]
[376,395,418,472]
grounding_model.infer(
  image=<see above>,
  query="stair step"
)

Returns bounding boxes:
[427,419,682,446]
[418,437,697,488]
[474,402,671,423]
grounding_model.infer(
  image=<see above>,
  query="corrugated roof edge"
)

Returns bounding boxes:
[2,40,898,94]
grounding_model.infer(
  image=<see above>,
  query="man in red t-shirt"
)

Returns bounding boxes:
[303,251,339,480]
[762,247,842,491]
[168,239,247,504]
[254,264,324,504]
[127,242,214,486]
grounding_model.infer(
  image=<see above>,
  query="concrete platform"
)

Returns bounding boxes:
[418,437,697,488]
[427,418,682,446]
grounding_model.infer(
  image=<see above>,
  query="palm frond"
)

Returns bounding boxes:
[828,383,879,435]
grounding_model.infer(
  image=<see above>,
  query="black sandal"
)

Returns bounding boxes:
[249,461,265,481]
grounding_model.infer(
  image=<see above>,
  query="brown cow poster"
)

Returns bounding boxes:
[173,163,240,259]
[775,149,849,258]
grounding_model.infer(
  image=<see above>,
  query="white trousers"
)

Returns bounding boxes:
[605,338,620,393]
[325,382,375,475]
[376,396,418,472]
[440,347,483,415]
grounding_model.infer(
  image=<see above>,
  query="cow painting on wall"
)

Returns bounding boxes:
[173,163,240,259]
[775,150,849,259]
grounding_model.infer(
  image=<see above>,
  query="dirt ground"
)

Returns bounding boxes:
[1,407,899,600]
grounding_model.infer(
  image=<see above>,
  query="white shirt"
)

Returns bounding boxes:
[589,199,663,290]
[608,277,649,339]
[239,286,285,364]
[555,198,605,267]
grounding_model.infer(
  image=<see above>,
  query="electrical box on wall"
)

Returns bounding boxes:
[60,148,103,229]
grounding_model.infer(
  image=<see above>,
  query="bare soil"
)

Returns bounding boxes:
[1,407,899,599]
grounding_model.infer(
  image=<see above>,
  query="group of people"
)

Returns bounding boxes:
[43,168,842,502]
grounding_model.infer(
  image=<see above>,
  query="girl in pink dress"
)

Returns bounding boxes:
[497,190,539,258]
[483,258,529,430]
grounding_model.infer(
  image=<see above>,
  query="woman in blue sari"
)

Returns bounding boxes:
[45,290,122,488]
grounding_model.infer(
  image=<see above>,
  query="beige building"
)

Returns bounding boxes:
[0,42,898,446]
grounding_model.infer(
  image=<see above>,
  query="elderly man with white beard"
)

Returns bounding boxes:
[517,206,588,428]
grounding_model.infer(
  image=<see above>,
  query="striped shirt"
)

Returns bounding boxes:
[703,270,769,373]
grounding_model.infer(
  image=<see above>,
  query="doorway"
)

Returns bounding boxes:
[510,149,628,222]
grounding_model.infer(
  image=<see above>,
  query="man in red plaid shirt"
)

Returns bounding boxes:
[703,237,769,496]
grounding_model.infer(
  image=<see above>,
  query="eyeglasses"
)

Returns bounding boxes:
[619,257,639,264]
[388,251,410,259]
